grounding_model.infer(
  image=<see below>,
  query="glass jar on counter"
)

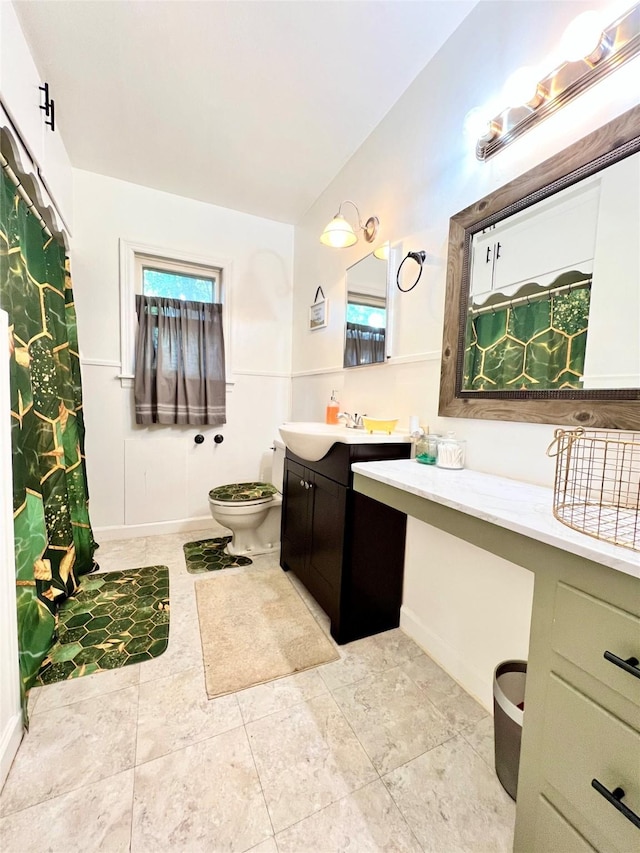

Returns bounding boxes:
[436,433,466,469]
[415,433,440,465]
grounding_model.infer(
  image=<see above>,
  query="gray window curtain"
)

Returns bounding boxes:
[134,295,226,425]
[344,322,385,367]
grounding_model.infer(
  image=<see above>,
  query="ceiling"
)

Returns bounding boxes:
[16,0,476,224]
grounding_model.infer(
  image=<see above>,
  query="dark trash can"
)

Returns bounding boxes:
[493,659,527,801]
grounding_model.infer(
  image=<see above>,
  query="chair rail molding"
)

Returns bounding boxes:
[118,239,234,390]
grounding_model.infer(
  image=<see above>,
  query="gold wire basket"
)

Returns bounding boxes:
[547,429,640,552]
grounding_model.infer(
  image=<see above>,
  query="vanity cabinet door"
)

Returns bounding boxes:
[280,444,410,645]
[280,459,311,585]
[307,471,346,624]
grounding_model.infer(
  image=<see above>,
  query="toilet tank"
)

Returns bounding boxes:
[271,439,285,490]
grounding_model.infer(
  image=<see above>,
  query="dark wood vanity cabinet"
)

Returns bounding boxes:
[280,441,410,644]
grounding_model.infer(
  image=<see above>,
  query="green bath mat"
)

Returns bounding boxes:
[183,537,252,574]
[36,565,170,685]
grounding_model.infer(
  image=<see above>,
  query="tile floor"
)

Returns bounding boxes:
[0,529,515,853]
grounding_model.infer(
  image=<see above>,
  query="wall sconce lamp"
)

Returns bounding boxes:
[320,200,379,248]
[475,2,640,160]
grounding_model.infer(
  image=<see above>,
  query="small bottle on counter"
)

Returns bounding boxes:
[436,432,466,469]
[326,390,340,425]
[415,428,440,465]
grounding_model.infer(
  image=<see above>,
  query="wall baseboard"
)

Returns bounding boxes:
[94,516,213,541]
[0,712,23,791]
[400,604,492,712]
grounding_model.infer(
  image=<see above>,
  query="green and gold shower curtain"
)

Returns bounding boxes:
[0,169,97,715]
[463,281,592,391]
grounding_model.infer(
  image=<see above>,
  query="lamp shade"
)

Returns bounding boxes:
[320,214,357,248]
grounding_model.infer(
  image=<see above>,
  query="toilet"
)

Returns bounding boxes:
[208,439,285,556]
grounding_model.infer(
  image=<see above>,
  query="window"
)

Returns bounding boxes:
[133,253,227,425]
[136,255,222,303]
[346,301,386,329]
[344,293,386,367]
[119,240,232,389]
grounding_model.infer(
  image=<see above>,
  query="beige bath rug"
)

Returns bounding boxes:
[195,567,339,698]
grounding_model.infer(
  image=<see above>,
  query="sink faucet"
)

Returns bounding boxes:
[338,412,366,429]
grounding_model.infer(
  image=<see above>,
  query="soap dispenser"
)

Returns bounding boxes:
[326,390,340,425]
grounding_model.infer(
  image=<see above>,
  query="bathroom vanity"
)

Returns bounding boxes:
[280,441,411,644]
[351,460,639,853]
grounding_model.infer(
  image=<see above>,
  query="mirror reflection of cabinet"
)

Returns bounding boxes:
[470,181,600,300]
[344,251,388,368]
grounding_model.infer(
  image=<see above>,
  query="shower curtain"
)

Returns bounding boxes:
[464,282,592,390]
[0,168,97,716]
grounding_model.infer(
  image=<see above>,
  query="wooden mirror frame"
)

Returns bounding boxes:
[439,105,640,430]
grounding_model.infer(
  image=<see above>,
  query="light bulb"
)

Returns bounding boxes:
[560,11,604,62]
[502,66,541,108]
[320,214,357,248]
[464,107,493,140]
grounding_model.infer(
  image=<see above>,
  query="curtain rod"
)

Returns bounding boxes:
[0,152,52,238]
[469,277,592,317]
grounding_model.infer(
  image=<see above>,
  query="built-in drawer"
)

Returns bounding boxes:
[552,582,640,706]
[534,796,596,852]
[541,674,640,853]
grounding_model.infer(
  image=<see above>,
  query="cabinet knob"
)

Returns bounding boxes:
[300,479,305,487]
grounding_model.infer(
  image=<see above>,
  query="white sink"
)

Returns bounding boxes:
[278,421,410,462]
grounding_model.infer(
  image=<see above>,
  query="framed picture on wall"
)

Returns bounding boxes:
[309,296,328,330]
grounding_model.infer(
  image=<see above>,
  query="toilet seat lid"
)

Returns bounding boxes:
[208,481,278,503]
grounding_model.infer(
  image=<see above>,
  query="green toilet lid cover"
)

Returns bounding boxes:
[208,481,277,502]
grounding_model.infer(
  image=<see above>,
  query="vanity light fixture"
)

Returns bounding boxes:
[373,243,390,261]
[475,2,640,160]
[320,200,379,248]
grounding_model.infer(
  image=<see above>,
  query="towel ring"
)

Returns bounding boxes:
[397,251,426,293]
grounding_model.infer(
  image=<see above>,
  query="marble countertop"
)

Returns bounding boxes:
[351,459,640,581]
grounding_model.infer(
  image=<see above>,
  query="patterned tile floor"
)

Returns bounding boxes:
[0,527,515,853]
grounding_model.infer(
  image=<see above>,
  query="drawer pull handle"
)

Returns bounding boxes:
[604,651,640,679]
[591,780,640,829]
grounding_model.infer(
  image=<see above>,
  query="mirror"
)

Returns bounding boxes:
[439,105,640,430]
[344,249,388,368]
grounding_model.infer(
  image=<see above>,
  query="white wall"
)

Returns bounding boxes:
[72,169,294,537]
[402,517,535,710]
[291,0,640,701]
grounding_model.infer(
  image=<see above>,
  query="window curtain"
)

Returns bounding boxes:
[134,295,226,425]
[464,284,592,390]
[0,168,98,716]
[344,322,386,367]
